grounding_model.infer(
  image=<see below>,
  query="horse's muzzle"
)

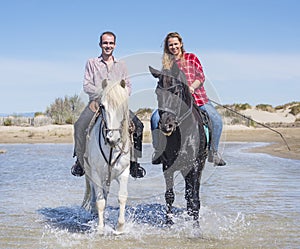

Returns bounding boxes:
[160,122,176,136]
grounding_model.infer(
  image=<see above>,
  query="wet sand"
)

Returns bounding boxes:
[0,125,299,160]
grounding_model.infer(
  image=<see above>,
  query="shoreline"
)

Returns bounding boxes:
[0,125,299,160]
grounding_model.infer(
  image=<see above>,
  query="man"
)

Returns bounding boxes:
[71,31,145,178]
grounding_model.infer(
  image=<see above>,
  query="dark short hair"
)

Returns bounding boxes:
[100,31,116,44]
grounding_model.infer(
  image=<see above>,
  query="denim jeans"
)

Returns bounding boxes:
[198,101,223,152]
[150,109,160,149]
[150,101,223,152]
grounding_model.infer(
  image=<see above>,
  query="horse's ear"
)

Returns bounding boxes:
[149,66,161,78]
[120,79,126,88]
[102,79,108,89]
[171,62,180,77]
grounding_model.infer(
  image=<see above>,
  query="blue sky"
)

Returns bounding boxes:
[0,0,299,113]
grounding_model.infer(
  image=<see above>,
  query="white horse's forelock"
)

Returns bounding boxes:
[101,81,129,144]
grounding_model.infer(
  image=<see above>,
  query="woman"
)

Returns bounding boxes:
[151,32,226,166]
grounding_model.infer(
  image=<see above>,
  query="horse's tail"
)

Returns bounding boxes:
[81,177,91,210]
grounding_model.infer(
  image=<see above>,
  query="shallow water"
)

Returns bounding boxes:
[0,143,299,249]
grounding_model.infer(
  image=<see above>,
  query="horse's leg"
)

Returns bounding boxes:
[96,194,106,234]
[115,169,129,234]
[184,163,202,225]
[163,168,175,225]
[184,169,193,217]
[82,177,91,210]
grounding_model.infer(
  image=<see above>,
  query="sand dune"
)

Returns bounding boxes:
[0,123,299,160]
[1,105,299,160]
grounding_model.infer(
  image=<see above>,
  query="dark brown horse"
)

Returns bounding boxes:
[149,63,208,226]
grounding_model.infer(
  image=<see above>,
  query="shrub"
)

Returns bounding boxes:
[234,103,251,111]
[3,118,12,126]
[46,94,85,124]
[34,112,44,117]
[290,104,300,116]
[256,104,274,112]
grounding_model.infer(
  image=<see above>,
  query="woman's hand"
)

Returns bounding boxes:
[189,86,195,94]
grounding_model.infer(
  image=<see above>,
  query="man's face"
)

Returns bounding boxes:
[100,34,116,57]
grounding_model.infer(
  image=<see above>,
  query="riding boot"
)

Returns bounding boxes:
[208,150,226,166]
[71,158,85,177]
[130,161,146,178]
[129,111,146,178]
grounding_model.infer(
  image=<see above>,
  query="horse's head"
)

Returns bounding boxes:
[149,63,192,136]
[100,79,129,147]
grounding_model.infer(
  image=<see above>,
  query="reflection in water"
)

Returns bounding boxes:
[0,143,299,248]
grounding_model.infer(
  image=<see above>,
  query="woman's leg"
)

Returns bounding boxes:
[201,101,223,152]
[150,109,163,164]
[200,101,226,166]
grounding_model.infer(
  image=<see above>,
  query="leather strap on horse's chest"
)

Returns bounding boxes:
[98,124,127,187]
[105,147,123,187]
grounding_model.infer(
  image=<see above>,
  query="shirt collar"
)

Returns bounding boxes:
[98,55,118,63]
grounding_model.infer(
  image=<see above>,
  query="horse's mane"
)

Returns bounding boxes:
[101,81,129,144]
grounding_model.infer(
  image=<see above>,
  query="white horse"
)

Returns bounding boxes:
[82,79,130,234]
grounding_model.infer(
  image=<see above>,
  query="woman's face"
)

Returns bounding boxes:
[167,37,182,58]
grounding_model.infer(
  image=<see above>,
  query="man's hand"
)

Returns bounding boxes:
[89,100,99,112]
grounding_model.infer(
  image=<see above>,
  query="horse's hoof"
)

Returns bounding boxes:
[166,214,174,226]
[193,220,200,228]
[115,223,125,235]
[96,227,104,235]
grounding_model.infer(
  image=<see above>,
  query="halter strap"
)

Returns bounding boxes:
[98,114,129,187]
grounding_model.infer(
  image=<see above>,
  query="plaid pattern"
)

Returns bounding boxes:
[176,53,208,106]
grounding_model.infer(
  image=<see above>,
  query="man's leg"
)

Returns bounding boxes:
[129,111,146,178]
[72,106,95,176]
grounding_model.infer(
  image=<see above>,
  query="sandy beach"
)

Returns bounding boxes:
[0,124,299,160]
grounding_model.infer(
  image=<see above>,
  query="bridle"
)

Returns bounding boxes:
[96,104,129,186]
[157,80,193,128]
[99,104,123,138]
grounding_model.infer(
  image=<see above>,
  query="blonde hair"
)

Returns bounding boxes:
[162,32,185,69]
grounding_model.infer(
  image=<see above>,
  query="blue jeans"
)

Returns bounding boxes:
[198,101,223,152]
[150,109,160,149]
[150,101,223,152]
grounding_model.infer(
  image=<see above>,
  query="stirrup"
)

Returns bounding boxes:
[130,161,146,178]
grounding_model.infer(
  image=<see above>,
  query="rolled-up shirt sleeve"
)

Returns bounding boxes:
[83,59,98,100]
[193,55,205,83]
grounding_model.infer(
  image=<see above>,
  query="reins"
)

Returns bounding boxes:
[158,83,193,128]
[209,99,291,151]
[97,105,129,187]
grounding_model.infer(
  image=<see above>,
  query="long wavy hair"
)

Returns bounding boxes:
[162,32,186,69]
